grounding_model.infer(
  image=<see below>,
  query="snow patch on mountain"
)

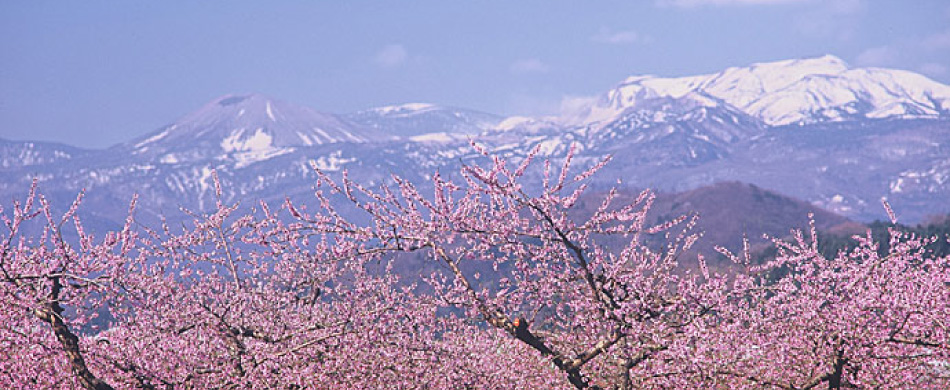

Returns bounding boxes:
[296,131,315,146]
[134,127,173,150]
[266,101,277,121]
[536,138,565,155]
[409,132,460,143]
[495,116,535,131]
[371,103,437,116]
[217,128,296,168]
[346,104,502,138]
[891,162,950,195]
[232,148,293,169]
[494,116,562,134]
[159,154,178,164]
[221,128,273,152]
[309,151,355,172]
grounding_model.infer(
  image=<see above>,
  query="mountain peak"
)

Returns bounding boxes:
[345,103,503,138]
[120,93,381,167]
[750,54,849,73]
[182,93,292,125]
[215,94,263,107]
[368,103,438,116]
[573,55,950,128]
[212,94,279,120]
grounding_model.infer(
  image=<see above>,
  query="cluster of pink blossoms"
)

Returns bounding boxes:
[1,146,947,389]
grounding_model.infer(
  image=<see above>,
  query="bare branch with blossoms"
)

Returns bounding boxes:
[708,213,950,389]
[1,149,948,390]
[286,143,733,389]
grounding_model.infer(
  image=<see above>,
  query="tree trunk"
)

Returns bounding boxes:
[34,277,115,390]
[827,350,846,390]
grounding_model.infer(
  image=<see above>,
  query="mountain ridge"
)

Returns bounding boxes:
[566,55,950,129]
[2,55,949,225]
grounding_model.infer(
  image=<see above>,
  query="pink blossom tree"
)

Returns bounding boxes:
[285,144,734,389]
[2,149,948,390]
[0,182,134,390]
[82,173,562,389]
[1,175,562,389]
[706,209,950,389]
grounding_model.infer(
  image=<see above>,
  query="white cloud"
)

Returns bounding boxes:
[918,63,948,78]
[509,59,550,74]
[792,0,864,41]
[656,0,809,8]
[658,0,862,11]
[855,46,898,67]
[559,95,598,117]
[505,92,559,117]
[592,27,649,45]
[848,28,950,82]
[922,29,950,50]
[826,0,862,14]
[374,44,408,68]
[661,0,865,40]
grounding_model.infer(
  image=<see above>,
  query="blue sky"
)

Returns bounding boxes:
[2,0,949,148]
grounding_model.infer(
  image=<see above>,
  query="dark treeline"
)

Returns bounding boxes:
[819,215,950,259]
[749,214,950,271]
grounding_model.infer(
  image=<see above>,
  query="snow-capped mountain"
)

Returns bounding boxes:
[2,55,950,227]
[118,94,383,167]
[573,94,766,166]
[569,55,950,128]
[344,103,503,141]
[0,138,89,169]
[468,56,950,221]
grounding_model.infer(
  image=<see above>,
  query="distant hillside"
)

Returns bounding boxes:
[816,213,950,260]
[653,182,856,255]
[572,181,858,264]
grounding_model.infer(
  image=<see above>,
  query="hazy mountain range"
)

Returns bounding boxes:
[2,55,949,238]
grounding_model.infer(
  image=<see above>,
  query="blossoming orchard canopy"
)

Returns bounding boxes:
[1,148,948,389]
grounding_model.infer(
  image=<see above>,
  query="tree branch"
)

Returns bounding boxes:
[34,277,115,390]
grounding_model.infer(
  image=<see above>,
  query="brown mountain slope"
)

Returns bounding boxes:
[653,182,857,253]
[574,182,861,263]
